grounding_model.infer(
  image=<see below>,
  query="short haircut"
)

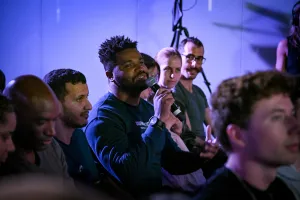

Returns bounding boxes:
[0,94,14,123]
[98,35,138,73]
[178,37,204,53]
[0,70,6,92]
[211,70,295,152]
[155,47,181,62]
[43,69,86,101]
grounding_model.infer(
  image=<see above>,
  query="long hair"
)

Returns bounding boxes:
[290,2,300,47]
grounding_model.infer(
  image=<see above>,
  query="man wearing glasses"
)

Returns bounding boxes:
[173,37,227,178]
[174,37,209,141]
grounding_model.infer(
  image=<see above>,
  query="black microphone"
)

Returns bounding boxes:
[146,77,184,121]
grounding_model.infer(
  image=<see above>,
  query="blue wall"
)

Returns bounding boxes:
[0,0,297,104]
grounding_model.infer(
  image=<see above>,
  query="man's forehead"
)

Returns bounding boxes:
[65,82,88,94]
[29,97,59,115]
[254,94,294,114]
[184,42,204,54]
[116,48,142,61]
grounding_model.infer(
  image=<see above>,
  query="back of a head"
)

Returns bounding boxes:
[3,75,57,110]
[210,70,295,152]
[0,70,6,92]
[98,35,138,73]
[43,68,86,100]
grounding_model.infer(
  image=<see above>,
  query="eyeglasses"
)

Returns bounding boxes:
[182,54,206,64]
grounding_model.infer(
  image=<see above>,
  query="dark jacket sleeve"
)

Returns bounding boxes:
[85,108,166,192]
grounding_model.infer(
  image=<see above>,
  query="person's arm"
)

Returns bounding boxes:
[204,108,212,127]
[161,130,206,175]
[85,109,166,191]
[275,39,288,72]
[185,111,192,130]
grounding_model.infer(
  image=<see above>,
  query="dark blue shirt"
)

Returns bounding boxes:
[56,129,99,185]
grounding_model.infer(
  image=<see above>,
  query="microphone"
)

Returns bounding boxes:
[146,77,184,121]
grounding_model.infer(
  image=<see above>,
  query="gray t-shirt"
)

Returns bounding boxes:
[173,81,208,139]
[2,139,72,185]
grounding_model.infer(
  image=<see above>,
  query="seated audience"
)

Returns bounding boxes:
[0,94,15,168]
[2,75,71,184]
[85,35,207,198]
[44,69,100,187]
[195,70,299,200]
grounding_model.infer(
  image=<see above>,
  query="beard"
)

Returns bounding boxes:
[61,108,88,129]
[114,73,149,95]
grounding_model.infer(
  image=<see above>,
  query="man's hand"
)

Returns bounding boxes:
[165,114,183,136]
[153,88,174,124]
[200,125,219,160]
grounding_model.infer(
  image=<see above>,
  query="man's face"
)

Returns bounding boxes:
[20,97,61,151]
[158,56,182,89]
[243,94,300,167]
[113,48,149,93]
[181,42,204,80]
[61,82,92,128]
[0,112,16,163]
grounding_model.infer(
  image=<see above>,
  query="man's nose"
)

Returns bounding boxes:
[46,121,56,137]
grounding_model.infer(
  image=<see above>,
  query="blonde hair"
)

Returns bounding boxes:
[155,47,182,66]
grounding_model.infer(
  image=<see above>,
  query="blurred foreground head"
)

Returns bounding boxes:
[0,175,113,200]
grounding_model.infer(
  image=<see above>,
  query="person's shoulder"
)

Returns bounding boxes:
[88,92,128,122]
[192,84,206,97]
[49,139,64,155]
[277,38,288,51]
[195,167,241,199]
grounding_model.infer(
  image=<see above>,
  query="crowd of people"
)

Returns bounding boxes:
[0,1,300,199]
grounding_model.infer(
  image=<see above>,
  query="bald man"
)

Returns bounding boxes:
[1,75,71,183]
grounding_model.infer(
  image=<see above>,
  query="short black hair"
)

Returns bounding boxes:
[98,35,138,72]
[43,69,86,100]
[0,94,14,123]
[0,70,6,92]
[178,37,204,53]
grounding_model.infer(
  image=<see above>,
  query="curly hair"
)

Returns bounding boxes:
[211,70,295,152]
[98,35,138,72]
[43,69,86,101]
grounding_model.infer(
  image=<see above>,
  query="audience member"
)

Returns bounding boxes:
[277,74,300,199]
[196,70,299,200]
[44,69,100,187]
[2,75,71,184]
[85,35,207,198]
[276,1,300,75]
